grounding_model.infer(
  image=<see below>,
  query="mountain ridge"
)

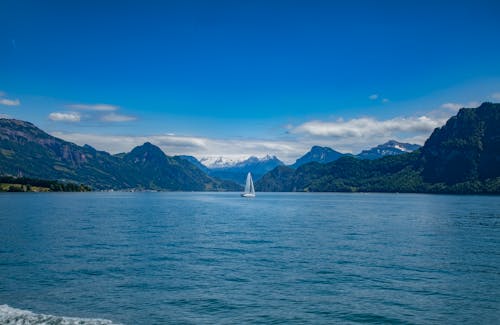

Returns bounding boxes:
[256,103,500,194]
[184,141,420,184]
[0,119,240,191]
[356,140,421,160]
[183,154,284,185]
[291,146,346,168]
[2,103,498,194]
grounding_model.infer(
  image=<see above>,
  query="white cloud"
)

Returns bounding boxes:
[0,91,20,106]
[369,94,389,104]
[46,102,463,164]
[50,126,433,164]
[441,101,480,111]
[0,113,10,118]
[402,134,431,146]
[441,102,462,111]
[0,98,20,106]
[48,112,81,122]
[292,115,443,138]
[49,131,308,164]
[467,101,481,108]
[50,129,434,165]
[100,113,136,122]
[68,104,118,111]
[66,103,135,123]
[491,92,500,100]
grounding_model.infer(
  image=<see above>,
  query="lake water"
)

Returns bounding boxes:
[1,192,499,324]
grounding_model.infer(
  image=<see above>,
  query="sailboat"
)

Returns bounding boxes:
[241,172,256,197]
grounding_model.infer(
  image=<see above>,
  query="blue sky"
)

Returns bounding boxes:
[1,0,500,163]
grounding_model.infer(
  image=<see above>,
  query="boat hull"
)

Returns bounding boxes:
[241,193,256,198]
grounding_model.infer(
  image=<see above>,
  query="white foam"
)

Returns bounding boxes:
[0,304,122,325]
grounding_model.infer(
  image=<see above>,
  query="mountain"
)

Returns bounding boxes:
[421,102,500,184]
[356,140,421,160]
[198,156,246,169]
[121,143,240,191]
[0,118,135,189]
[291,146,346,168]
[258,153,423,192]
[0,119,240,191]
[257,103,500,194]
[194,155,285,185]
[176,155,210,173]
[255,165,296,192]
[228,155,284,175]
[289,141,418,169]
[209,155,284,185]
[4,103,498,193]
[113,152,127,159]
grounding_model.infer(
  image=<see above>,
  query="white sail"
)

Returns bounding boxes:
[241,172,256,197]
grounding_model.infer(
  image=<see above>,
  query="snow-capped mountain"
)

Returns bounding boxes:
[178,141,420,185]
[230,155,282,170]
[356,140,421,160]
[193,154,284,185]
[198,156,250,169]
[199,154,282,169]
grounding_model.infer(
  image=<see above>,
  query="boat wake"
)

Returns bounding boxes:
[0,304,122,325]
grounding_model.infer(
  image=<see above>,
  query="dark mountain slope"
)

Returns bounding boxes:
[0,119,240,191]
[123,143,238,191]
[176,155,210,173]
[291,146,346,168]
[422,102,500,183]
[0,119,137,189]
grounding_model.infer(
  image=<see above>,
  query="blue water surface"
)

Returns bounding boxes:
[1,192,499,324]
